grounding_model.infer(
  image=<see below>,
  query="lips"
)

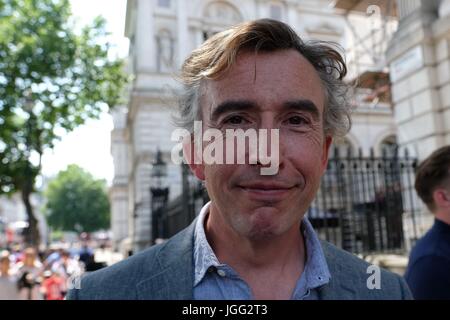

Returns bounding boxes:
[239,182,294,190]
[238,181,296,201]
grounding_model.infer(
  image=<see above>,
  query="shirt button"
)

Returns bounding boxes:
[217,269,226,277]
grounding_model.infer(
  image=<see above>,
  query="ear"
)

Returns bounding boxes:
[432,188,450,209]
[182,135,205,181]
[321,136,333,171]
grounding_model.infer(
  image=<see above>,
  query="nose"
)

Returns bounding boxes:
[250,116,285,173]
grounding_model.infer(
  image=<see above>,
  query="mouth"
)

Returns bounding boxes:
[238,182,296,200]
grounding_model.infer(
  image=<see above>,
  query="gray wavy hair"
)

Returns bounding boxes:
[175,19,352,138]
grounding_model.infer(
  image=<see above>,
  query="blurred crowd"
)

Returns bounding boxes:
[0,242,105,300]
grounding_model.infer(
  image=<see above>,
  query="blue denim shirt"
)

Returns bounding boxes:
[193,202,331,300]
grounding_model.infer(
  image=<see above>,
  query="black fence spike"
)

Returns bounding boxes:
[334,146,340,158]
[346,146,352,158]
[358,147,363,159]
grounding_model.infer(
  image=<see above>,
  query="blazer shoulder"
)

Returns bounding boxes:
[321,241,412,299]
[67,244,164,300]
[67,223,196,300]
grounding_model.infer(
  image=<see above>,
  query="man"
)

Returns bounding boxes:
[51,250,81,279]
[405,146,450,299]
[67,19,411,300]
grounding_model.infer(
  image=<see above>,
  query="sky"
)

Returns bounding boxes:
[40,0,128,186]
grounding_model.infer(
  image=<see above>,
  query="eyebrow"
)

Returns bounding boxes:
[210,100,257,122]
[210,99,320,122]
[283,99,320,121]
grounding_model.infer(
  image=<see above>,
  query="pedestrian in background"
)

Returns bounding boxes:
[14,247,43,300]
[0,250,20,300]
[405,145,450,299]
[51,250,81,279]
[41,270,66,300]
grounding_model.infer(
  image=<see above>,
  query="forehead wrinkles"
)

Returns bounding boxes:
[200,50,325,116]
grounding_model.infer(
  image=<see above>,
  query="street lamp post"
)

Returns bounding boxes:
[150,149,169,244]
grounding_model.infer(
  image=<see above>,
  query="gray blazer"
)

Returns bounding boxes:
[67,220,412,300]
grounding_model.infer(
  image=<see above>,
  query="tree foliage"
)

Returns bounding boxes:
[0,0,128,244]
[45,164,110,233]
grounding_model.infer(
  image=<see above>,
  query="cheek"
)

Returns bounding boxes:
[286,134,324,159]
[286,139,327,177]
[204,165,235,194]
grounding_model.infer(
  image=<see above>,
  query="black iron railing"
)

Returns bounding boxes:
[154,147,424,255]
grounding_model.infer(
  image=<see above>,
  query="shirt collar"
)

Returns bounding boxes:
[193,201,331,289]
[298,215,331,291]
[193,202,221,286]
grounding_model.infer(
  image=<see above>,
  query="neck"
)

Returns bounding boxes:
[205,207,305,272]
[435,211,450,226]
[205,206,306,299]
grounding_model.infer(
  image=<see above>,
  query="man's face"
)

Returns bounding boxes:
[189,49,332,240]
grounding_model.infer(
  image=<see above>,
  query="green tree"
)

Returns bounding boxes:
[0,0,128,245]
[45,164,110,233]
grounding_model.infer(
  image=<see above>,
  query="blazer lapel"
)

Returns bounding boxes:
[136,220,197,300]
[319,241,356,300]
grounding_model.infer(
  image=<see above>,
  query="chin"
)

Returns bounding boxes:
[246,227,279,241]
[242,211,285,240]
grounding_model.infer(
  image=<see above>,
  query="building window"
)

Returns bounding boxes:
[330,137,355,158]
[204,1,242,24]
[201,2,243,41]
[158,0,171,8]
[156,30,174,72]
[270,3,283,21]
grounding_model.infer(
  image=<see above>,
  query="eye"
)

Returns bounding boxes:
[286,115,309,125]
[224,115,247,125]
